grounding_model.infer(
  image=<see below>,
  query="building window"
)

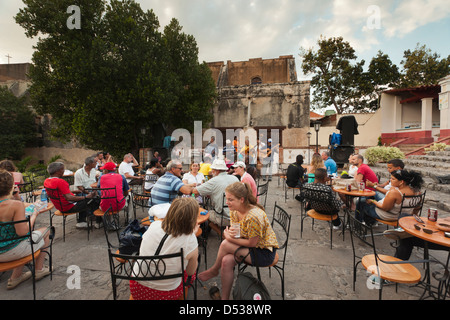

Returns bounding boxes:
[251,77,262,85]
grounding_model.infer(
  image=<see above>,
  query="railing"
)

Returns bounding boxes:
[405,136,450,157]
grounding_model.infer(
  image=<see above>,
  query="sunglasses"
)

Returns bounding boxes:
[414,223,437,234]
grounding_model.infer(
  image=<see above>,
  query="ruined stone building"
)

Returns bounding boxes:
[206,55,311,152]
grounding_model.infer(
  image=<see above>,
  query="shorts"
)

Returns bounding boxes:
[249,248,277,267]
[209,210,230,228]
[0,230,44,262]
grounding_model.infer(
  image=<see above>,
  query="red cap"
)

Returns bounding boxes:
[100,162,116,171]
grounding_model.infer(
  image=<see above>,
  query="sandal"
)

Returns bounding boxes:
[7,271,32,290]
[209,286,221,300]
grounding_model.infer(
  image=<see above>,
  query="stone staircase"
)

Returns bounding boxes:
[371,147,450,215]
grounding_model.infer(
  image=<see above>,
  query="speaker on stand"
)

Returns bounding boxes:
[330,145,355,166]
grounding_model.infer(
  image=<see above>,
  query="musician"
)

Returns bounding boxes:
[259,138,280,181]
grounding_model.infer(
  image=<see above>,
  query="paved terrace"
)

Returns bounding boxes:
[0,177,449,302]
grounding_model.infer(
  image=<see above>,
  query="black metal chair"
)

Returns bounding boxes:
[236,202,292,299]
[347,213,444,300]
[45,187,84,241]
[108,248,188,300]
[92,187,128,229]
[0,217,55,299]
[17,175,34,202]
[300,185,342,249]
[131,191,153,222]
[257,180,269,208]
[30,168,49,201]
[374,191,427,229]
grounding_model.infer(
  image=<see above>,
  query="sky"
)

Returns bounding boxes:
[0,0,449,81]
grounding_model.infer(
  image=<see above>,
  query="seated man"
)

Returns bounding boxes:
[193,159,239,233]
[44,162,98,229]
[74,156,98,193]
[354,154,378,189]
[286,154,305,188]
[300,168,343,229]
[321,151,337,175]
[118,153,143,186]
[98,162,129,212]
[365,158,404,201]
[150,160,193,206]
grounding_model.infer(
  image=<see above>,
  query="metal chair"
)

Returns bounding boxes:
[0,217,55,299]
[257,180,269,208]
[375,191,427,229]
[17,175,34,202]
[131,191,153,221]
[236,202,291,299]
[347,213,440,300]
[300,185,342,249]
[92,187,127,229]
[108,247,188,300]
[45,187,83,241]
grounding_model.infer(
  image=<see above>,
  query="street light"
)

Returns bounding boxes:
[314,121,321,154]
[141,127,146,168]
[306,131,312,163]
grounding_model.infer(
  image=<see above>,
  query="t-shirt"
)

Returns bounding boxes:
[230,206,279,251]
[198,163,211,176]
[151,172,185,205]
[324,157,337,174]
[286,163,304,188]
[118,161,135,183]
[356,164,378,190]
[301,183,344,214]
[44,177,75,212]
[74,165,97,189]
[196,172,239,216]
[240,172,257,198]
[97,173,129,212]
[182,172,204,186]
[144,168,159,190]
[135,220,198,291]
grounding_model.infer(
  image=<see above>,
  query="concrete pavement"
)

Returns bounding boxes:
[1,178,449,301]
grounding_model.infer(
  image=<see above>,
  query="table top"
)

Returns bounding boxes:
[39,202,54,214]
[399,216,450,247]
[332,187,376,198]
[142,206,209,226]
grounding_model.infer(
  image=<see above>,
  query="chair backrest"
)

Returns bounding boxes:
[399,190,426,217]
[271,202,291,266]
[18,176,34,201]
[45,187,73,213]
[301,184,337,214]
[108,247,185,300]
[0,217,35,254]
[101,207,120,249]
[132,191,153,210]
[30,168,49,188]
[257,181,269,207]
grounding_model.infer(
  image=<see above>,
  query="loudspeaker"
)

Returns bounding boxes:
[330,145,354,165]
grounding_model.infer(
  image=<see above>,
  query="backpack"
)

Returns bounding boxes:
[232,247,271,300]
[118,219,148,255]
[233,272,271,300]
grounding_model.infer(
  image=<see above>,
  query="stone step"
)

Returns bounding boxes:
[407,153,450,163]
[404,158,450,171]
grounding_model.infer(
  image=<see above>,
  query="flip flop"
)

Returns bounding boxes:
[209,286,221,300]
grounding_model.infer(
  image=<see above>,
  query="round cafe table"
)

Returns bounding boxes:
[141,207,209,226]
[399,215,450,299]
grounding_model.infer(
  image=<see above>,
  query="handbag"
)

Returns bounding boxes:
[118,219,148,255]
[232,247,271,300]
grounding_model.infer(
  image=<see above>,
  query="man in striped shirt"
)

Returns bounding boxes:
[150,160,193,205]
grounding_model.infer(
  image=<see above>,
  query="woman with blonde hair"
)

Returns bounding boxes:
[129,197,199,300]
[198,181,278,300]
[303,153,326,183]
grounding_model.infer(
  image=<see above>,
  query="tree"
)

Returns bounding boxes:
[300,36,370,114]
[366,50,401,109]
[0,86,36,160]
[15,0,216,157]
[399,43,450,88]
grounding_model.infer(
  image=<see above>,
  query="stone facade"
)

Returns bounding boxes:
[207,55,311,149]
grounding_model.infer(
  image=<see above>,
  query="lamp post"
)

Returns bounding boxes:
[314,121,321,154]
[141,127,146,168]
[306,131,312,163]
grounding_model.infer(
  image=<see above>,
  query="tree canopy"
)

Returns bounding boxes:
[0,86,36,160]
[15,0,216,157]
[301,36,449,114]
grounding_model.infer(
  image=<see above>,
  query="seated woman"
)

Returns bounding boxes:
[356,169,424,225]
[302,153,325,183]
[129,197,199,300]
[198,181,278,300]
[144,158,164,192]
[0,169,51,290]
[0,160,24,201]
